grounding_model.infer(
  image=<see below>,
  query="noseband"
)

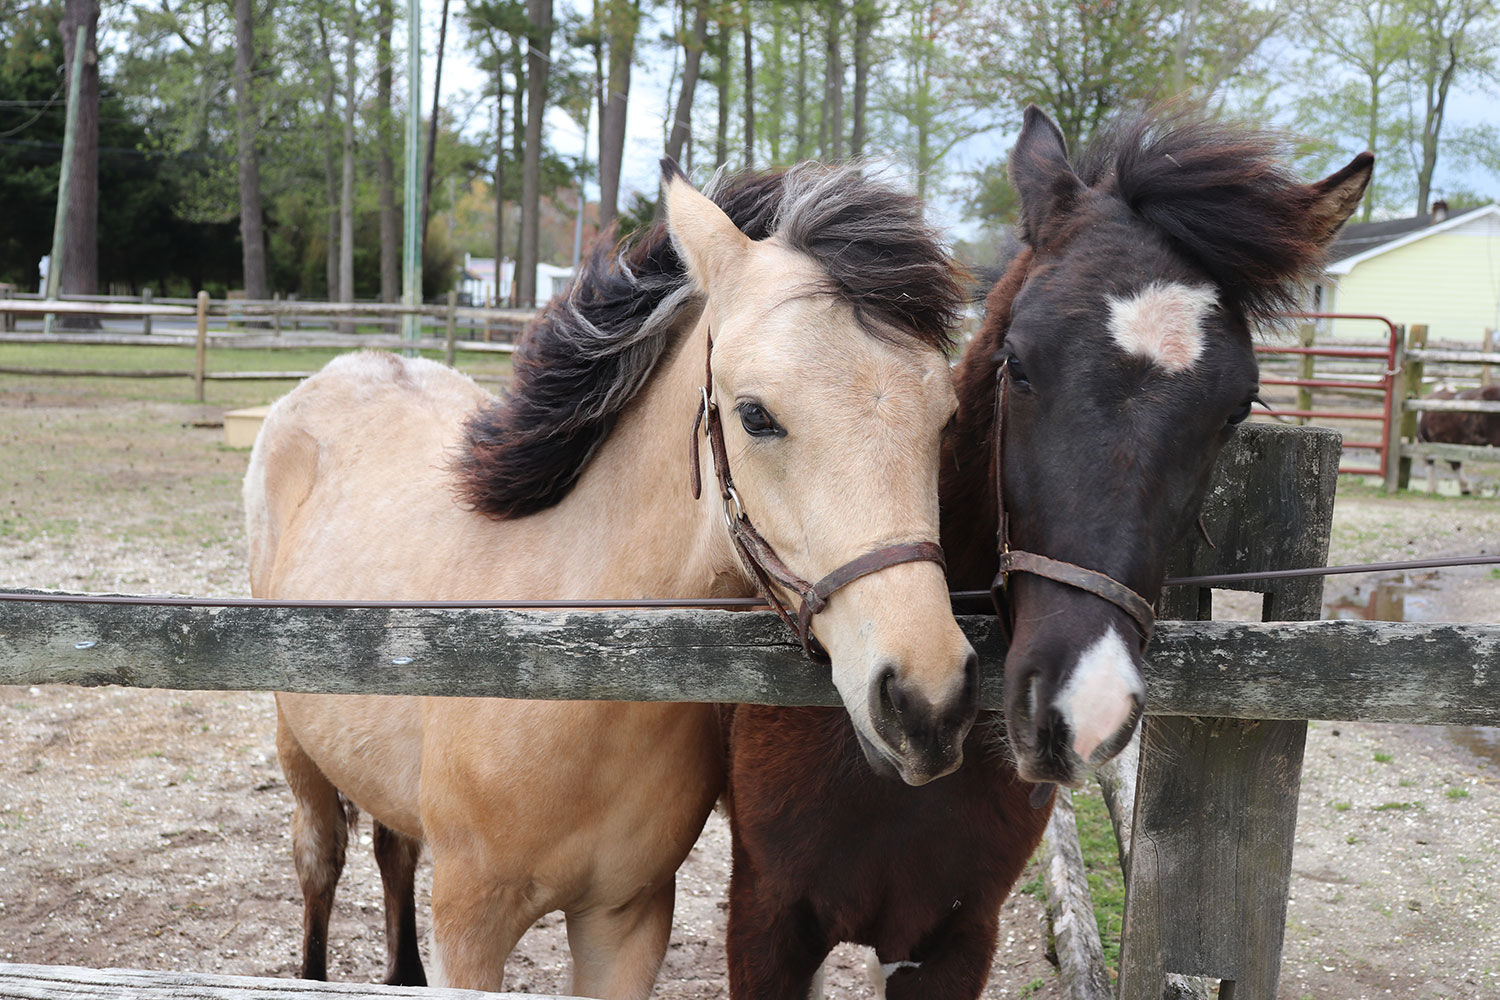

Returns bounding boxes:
[990,359,1157,644]
[690,329,946,659]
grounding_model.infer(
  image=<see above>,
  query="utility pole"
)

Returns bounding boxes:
[43,30,88,336]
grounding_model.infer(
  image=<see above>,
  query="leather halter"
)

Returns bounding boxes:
[690,328,947,659]
[990,359,1157,644]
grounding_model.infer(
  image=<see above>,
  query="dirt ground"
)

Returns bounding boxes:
[2,387,1498,998]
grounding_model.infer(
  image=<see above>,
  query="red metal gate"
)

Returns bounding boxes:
[1254,313,1400,479]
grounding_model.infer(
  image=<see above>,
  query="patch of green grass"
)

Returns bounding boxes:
[1373,801,1415,811]
[1447,787,1471,800]
[1373,751,1393,763]
[1072,787,1125,967]
[1331,800,1353,812]
[1399,778,1415,787]
[1346,835,1359,844]
[1019,977,1047,997]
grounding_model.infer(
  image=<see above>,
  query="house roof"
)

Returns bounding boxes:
[1327,203,1500,275]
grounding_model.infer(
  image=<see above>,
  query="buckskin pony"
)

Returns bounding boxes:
[719,106,1373,999]
[244,162,978,997]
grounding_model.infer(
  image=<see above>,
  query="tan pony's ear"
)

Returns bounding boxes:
[661,159,752,298]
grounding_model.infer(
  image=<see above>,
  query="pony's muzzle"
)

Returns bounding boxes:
[863,653,979,785]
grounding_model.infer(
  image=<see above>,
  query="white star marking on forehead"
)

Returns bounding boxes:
[1106,281,1218,373]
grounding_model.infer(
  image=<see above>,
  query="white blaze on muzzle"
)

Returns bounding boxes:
[1057,624,1146,764]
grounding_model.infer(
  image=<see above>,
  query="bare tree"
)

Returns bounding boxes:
[598,0,640,229]
[338,0,357,313]
[715,19,729,167]
[665,0,709,165]
[1405,0,1495,216]
[823,0,843,159]
[232,0,268,299]
[59,0,100,322]
[850,0,874,156]
[518,0,552,306]
[742,1,754,167]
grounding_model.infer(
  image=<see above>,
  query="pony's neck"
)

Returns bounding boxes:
[547,314,745,600]
[939,248,1032,590]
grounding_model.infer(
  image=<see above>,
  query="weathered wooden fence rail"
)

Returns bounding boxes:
[2,598,1497,725]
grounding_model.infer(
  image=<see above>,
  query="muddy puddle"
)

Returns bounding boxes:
[1325,570,1500,768]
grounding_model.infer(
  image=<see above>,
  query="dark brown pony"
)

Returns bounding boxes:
[1417,384,1500,494]
[721,106,1373,998]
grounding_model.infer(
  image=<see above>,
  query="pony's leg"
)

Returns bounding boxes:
[1427,458,1438,493]
[372,820,425,986]
[276,714,349,981]
[878,909,1000,1000]
[725,859,831,1000]
[1455,460,1472,495]
[565,879,675,1000]
[427,858,536,992]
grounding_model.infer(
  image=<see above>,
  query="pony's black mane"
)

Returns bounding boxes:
[457,164,962,519]
[1075,110,1334,324]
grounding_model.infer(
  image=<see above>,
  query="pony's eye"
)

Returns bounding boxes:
[738,402,784,438]
[1005,356,1031,389]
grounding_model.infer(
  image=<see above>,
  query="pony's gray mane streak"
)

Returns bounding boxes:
[455,163,962,521]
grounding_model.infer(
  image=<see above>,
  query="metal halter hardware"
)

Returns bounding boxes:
[990,358,1157,644]
[689,327,947,660]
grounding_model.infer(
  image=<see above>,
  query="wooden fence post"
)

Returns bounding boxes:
[1295,321,1315,423]
[140,287,152,336]
[272,292,282,338]
[1483,328,1496,386]
[1117,425,1340,1000]
[1384,325,1408,493]
[0,283,13,333]
[445,289,459,367]
[290,292,301,332]
[193,291,209,403]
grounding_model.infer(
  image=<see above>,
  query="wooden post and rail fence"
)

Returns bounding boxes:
[1,423,1498,998]
[0,294,537,402]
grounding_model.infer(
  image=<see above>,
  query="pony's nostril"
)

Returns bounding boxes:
[878,664,906,722]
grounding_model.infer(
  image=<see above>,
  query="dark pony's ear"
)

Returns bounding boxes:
[1008,105,1084,248]
[1303,151,1375,248]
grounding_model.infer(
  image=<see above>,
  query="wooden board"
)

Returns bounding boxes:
[2,597,1498,724]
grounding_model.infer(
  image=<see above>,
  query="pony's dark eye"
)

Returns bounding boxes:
[1227,399,1254,426]
[1005,356,1031,389]
[738,402,784,438]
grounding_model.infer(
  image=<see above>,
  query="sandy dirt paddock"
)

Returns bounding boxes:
[2,387,1498,998]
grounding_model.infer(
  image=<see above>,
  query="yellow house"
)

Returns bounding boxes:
[1315,202,1500,342]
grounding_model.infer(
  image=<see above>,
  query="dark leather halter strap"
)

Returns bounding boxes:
[690,327,946,658]
[990,359,1157,643]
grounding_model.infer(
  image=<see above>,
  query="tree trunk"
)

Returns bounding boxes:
[423,0,450,249]
[339,0,357,316]
[851,0,872,156]
[376,0,398,303]
[824,0,843,160]
[795,7,807,158]
[519,0,553,306]
[742,3,754,167]
[231,0,268,301]
[513,36,526,283]
[56,0,99,327]
[598,0,638,231]
[768,2,784,163]
[494,43,506,306]
[715,21,729,168]
[665,0,708,166]
[318,19,339,300]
